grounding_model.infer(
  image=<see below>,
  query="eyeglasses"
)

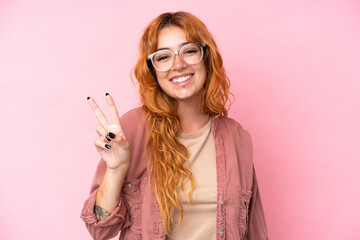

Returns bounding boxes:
[147,42,206,72]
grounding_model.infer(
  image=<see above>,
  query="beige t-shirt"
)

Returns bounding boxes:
[169,117,217,240]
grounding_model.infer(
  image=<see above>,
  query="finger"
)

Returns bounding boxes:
[95,123,107,137]
[96,123,125,143]
[102,128,128,147]
[105,93,121,126]
[95,138,112,150]
[108,132,129,148]
[107,124,126,139]
[87,97,109,127]
[95,123,111,141]
[104,130,126,144]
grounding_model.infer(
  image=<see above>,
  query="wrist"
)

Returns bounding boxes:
[106,164,129,175]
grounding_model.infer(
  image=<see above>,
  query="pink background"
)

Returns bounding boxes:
[1,0,359,239]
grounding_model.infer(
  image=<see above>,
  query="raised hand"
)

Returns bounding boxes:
[87,93,130,170]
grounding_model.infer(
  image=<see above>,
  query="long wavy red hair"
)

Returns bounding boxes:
[133,11,231,235]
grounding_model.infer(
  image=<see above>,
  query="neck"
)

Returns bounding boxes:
[177,95,210,134]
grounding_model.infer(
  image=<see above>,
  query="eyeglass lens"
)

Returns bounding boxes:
[153,43,202,71]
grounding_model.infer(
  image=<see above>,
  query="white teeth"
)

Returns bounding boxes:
[172,74,192,83]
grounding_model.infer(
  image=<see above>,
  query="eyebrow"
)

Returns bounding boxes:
[156,42,189,51]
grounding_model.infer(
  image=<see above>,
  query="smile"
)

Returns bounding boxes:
[171,74,193,83]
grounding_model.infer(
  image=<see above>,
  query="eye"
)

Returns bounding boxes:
[156,55,169,62]
[182,48,199,55]
[154,52,172,62]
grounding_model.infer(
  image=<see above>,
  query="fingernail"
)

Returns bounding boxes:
[105,144,111,149]
[105,135,111,141]
[105,93,109,96]
[108,132,115,139]
[87,97,91,100]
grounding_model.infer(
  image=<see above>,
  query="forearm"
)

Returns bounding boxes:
[95,164,128,221]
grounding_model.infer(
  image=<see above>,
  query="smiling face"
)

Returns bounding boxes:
[154,26,207,102]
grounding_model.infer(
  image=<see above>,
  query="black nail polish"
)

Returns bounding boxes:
[108,132,115,139]
[105,135,111,141]
[105,93,109,96]
[105,144,111,149]
[87,97,91,100]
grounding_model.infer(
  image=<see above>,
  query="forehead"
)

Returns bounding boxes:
[157,26,188,49]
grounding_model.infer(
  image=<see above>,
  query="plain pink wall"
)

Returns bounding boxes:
[1,0,359,239]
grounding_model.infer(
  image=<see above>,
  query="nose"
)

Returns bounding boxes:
[172,53,187,71]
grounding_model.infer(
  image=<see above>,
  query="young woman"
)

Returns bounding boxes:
[81,11,269,240]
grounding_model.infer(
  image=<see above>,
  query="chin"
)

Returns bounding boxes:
[174,90,202,101]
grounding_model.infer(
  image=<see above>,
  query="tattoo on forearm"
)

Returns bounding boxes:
[94,205,111,221]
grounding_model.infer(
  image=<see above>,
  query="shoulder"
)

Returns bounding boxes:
[119,106,148,141]
[120,106,146,123]
[214,116,253,151]
[214,116,254,176]
[214,116,251,139]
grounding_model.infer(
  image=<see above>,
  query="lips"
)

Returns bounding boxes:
[170,73,194,83]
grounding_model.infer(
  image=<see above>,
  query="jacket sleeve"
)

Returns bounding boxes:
[247,166,270,240]
[80,158,130,240]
